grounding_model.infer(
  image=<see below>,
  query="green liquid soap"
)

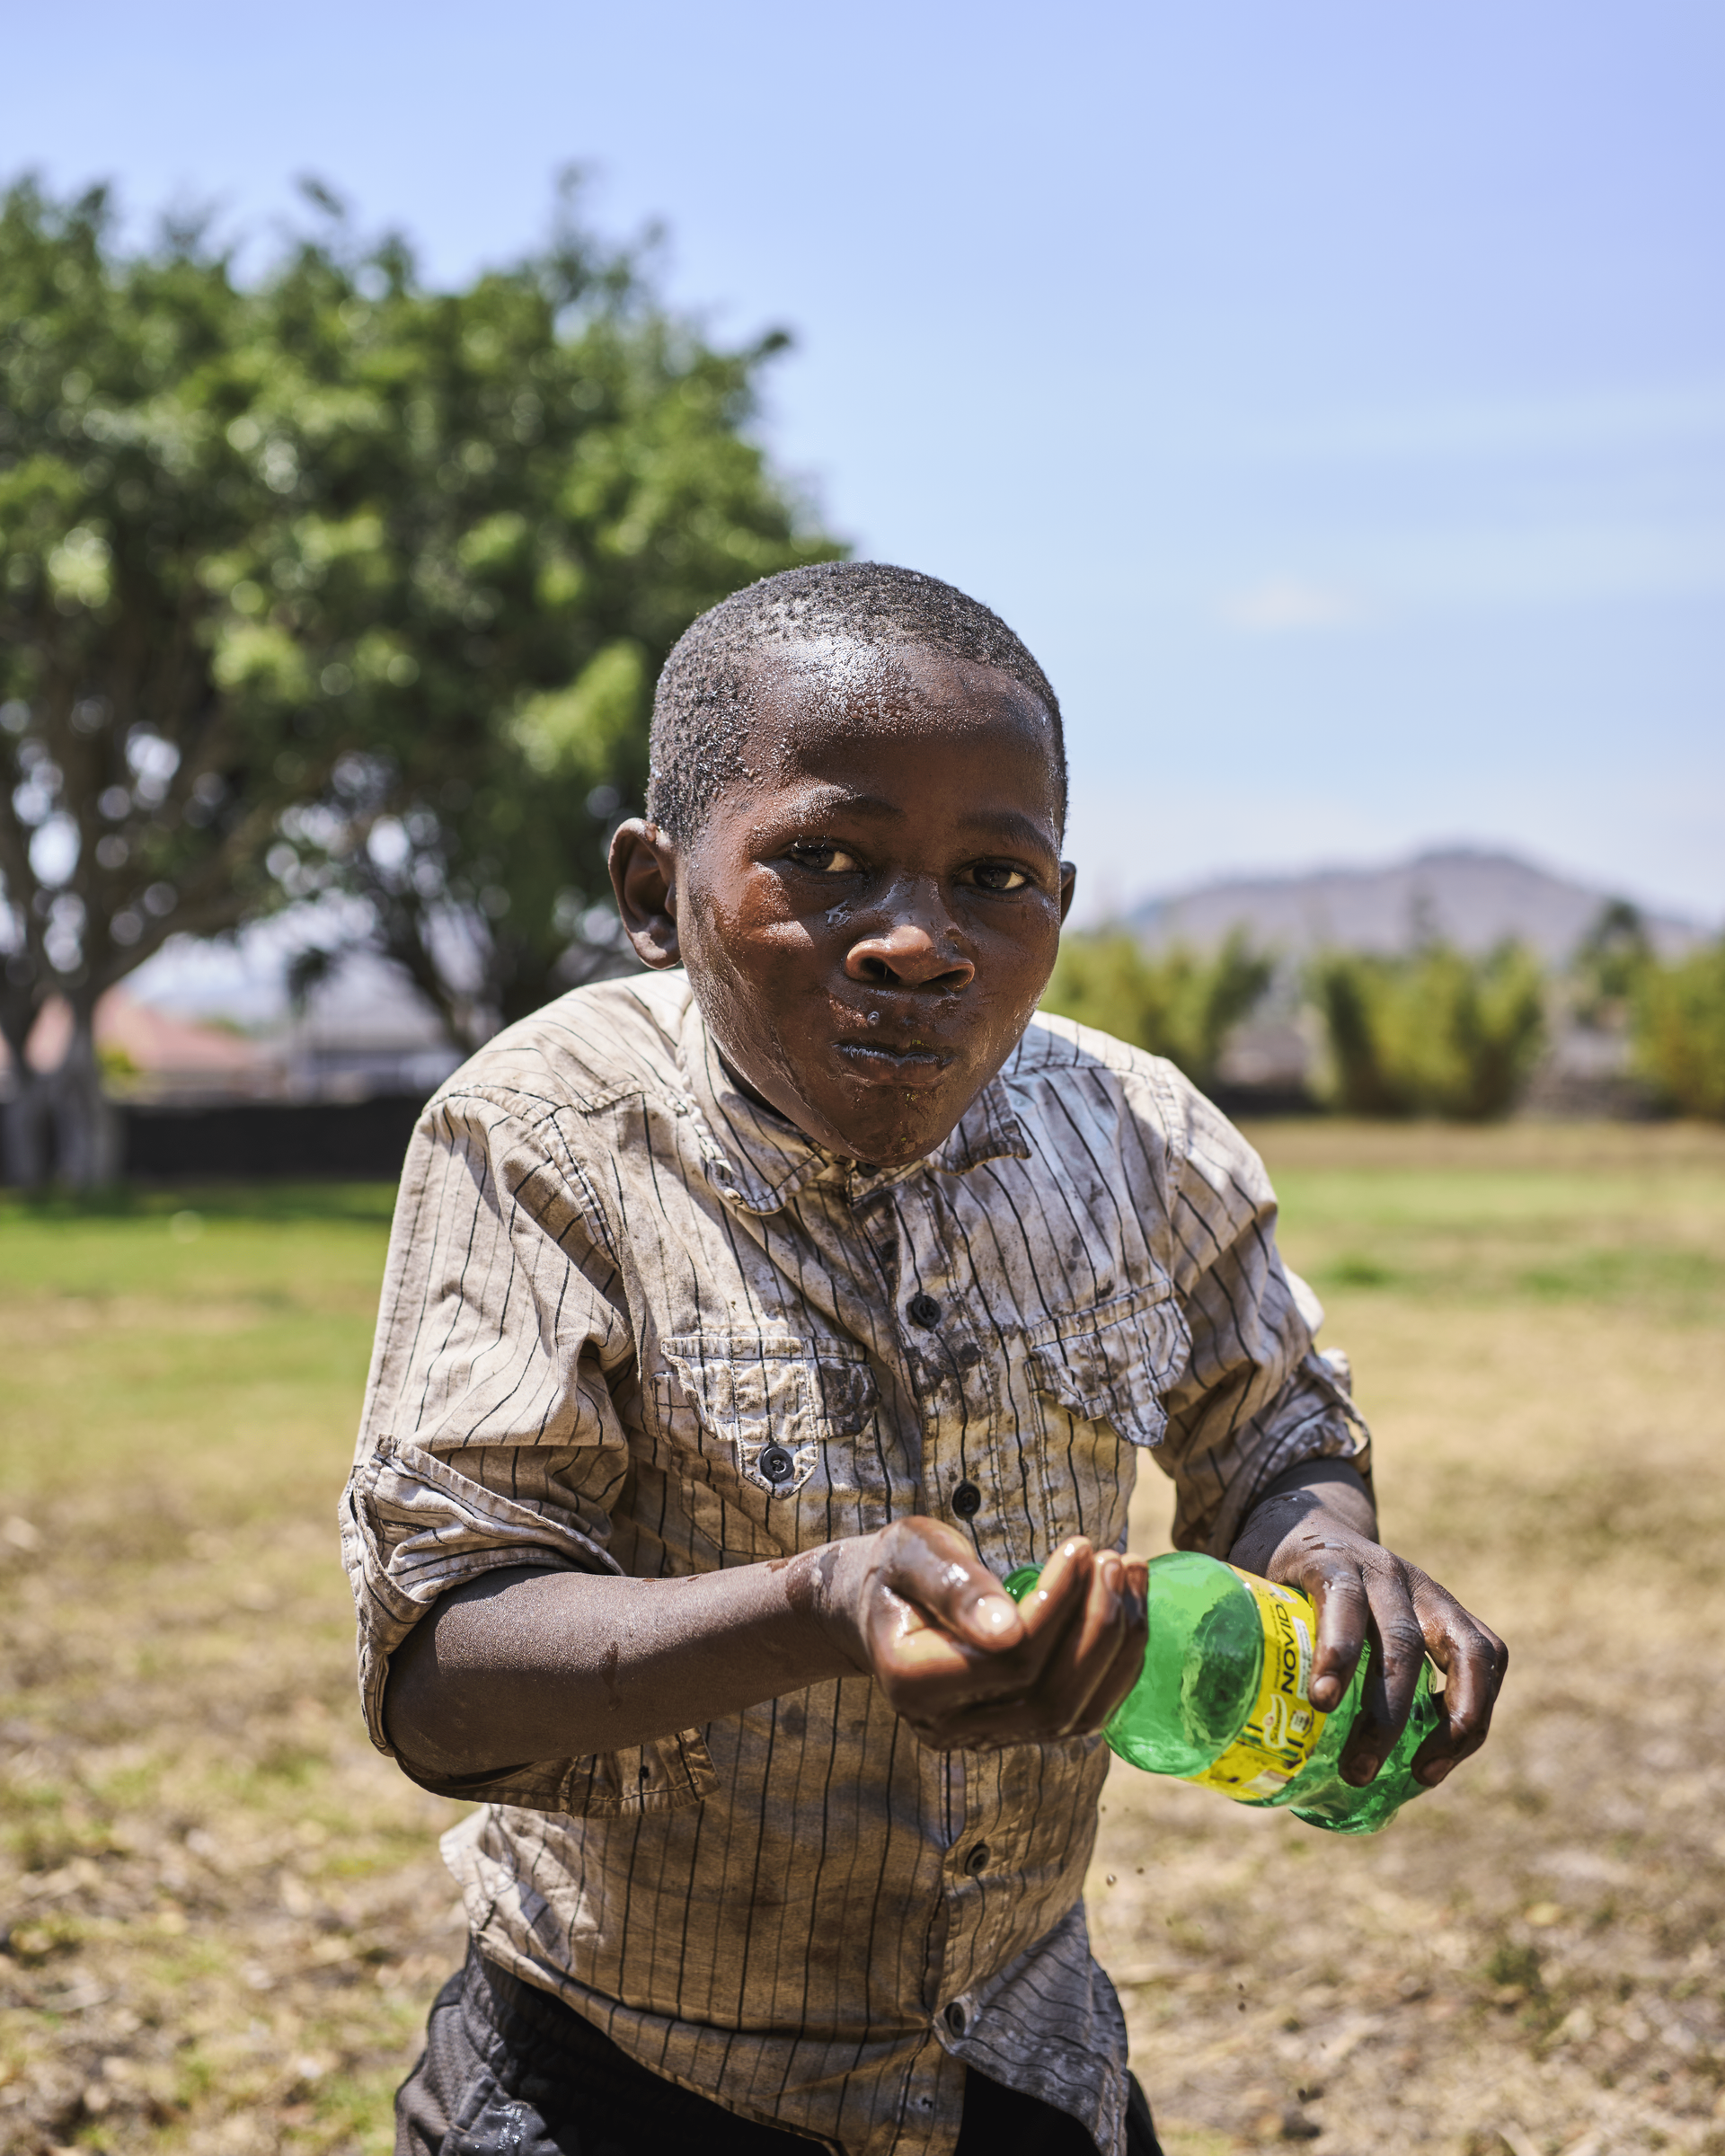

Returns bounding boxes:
[1003,1549,1443,1835]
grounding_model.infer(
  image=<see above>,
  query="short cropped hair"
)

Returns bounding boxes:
[646,561,1066,843]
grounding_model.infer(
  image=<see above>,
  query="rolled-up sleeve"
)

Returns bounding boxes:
[1148,1080,1370,1556]
[339,1083,634,1761]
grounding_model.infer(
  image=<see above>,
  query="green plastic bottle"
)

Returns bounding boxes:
[1003,1549,1443,1834]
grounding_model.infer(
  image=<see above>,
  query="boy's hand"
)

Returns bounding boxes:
[1228,1461,1508,1789]
[819,1521,1147,1751]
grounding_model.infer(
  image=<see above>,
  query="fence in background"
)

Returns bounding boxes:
[119,1093,428,1181]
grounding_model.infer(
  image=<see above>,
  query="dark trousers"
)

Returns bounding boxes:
[397,1947,1163,2156]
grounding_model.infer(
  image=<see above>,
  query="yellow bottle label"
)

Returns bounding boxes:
[1184,1568,1329,1802]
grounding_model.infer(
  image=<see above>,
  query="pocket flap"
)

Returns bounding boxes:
[659,1332,876,1497]
[1027,1282,1192,1448]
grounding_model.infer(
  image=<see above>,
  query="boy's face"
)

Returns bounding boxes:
[612,642,1075,1170]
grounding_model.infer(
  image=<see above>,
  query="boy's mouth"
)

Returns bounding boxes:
[834,1039,956,1090]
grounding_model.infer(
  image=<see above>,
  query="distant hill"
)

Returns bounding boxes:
[1128,847,1703,962]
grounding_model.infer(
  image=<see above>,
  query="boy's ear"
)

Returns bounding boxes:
[1058,861,1076,925]
[609,818,682,969]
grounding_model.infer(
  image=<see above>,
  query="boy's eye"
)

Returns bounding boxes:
[786,842,862,875]
[971,862,1032,893]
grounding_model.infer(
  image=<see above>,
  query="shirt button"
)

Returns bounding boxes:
[964,1842,990,1876]
[759,1445,794,1484]
[944,2001,967,2035]
[907,1293,942,1329]
[951,1480,981,1520]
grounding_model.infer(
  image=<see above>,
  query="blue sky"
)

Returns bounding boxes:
[5,0,1721,923]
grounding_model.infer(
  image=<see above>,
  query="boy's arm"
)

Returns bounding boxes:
[384,1524,1148,1781]
[1226,1457,1508,1788]
[1142,1077,1506,1789]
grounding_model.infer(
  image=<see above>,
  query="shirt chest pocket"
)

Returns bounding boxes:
[655,1332,881,1557]
[1024,1277,1192,1450]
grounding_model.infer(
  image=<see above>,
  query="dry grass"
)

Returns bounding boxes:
[3,1126,1724,2155]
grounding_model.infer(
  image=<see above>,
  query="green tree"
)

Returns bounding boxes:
[1040,928,1274,1093]
[245,180,837,1046]
[0,181,331,1185]
[1308,941,1547,1119]
[0,174,839,1184]
[1632,937,1725,1119]
[1569,897,1653,1030]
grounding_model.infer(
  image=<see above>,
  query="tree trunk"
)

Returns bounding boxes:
[2,1062,51,1188]
[48,1002,122,1189]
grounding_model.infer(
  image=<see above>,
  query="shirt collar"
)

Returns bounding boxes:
[672,984,1031,1216]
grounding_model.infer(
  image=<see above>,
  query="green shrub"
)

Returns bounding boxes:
[1308,941,1546,1120]
[1569,898,1653,1029]
[1040,929,1273,1092]
[1633,939,1725,1119]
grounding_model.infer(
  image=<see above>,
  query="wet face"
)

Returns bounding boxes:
[610,641,1074,1169]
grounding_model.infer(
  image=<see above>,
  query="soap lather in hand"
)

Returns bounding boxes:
[1004,1550,1444,1833]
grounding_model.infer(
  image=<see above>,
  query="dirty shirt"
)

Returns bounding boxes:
[339,971,1367,2156]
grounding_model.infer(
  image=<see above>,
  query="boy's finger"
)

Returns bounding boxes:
[1024,1548,1132,1736]
[960,1535,1098,1676]
[1340,1571,1429,1786]
[871,1590,986,1685]
[1409,1594,1509,1787]
[903,1549,1123,1748]
[1007,1538,1097,1644]
[1075,1563,1150,1732]
[866,1531,1093,1724]
[1305,1562,1369,1716]
[875,1518,1028,1651]
[869,1534,1121,1739]
[933,1554,1146,1748]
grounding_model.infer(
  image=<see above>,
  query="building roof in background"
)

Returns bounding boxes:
[109,934,464,1103]
[3,959,462,1106]
[1,992,272,1085]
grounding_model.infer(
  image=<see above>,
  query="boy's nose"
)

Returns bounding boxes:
[845,920,977,991]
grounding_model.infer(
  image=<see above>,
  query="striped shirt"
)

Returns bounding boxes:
[340,970,1367,2156]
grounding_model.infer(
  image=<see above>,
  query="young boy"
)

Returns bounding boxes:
[341,562,1506,2156]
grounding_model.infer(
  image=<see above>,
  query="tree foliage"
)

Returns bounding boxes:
[0,180,320,1180]
[243,179,838,1047]
[1568,897,1653,1030]
[1632,937,1725,1120]
[0,173,839,1182]
[1039,928,1274,1094]
[1308,941,1546,1120]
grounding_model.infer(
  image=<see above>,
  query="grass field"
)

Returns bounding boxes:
[3,1123,1724,2155]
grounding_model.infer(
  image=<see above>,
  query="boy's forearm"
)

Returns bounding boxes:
[383,1551,862,1780]
[1229,1456,1377,1572]
[383,1521,1144,1779]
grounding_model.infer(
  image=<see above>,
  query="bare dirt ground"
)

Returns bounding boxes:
[3,1123,1723,2156]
